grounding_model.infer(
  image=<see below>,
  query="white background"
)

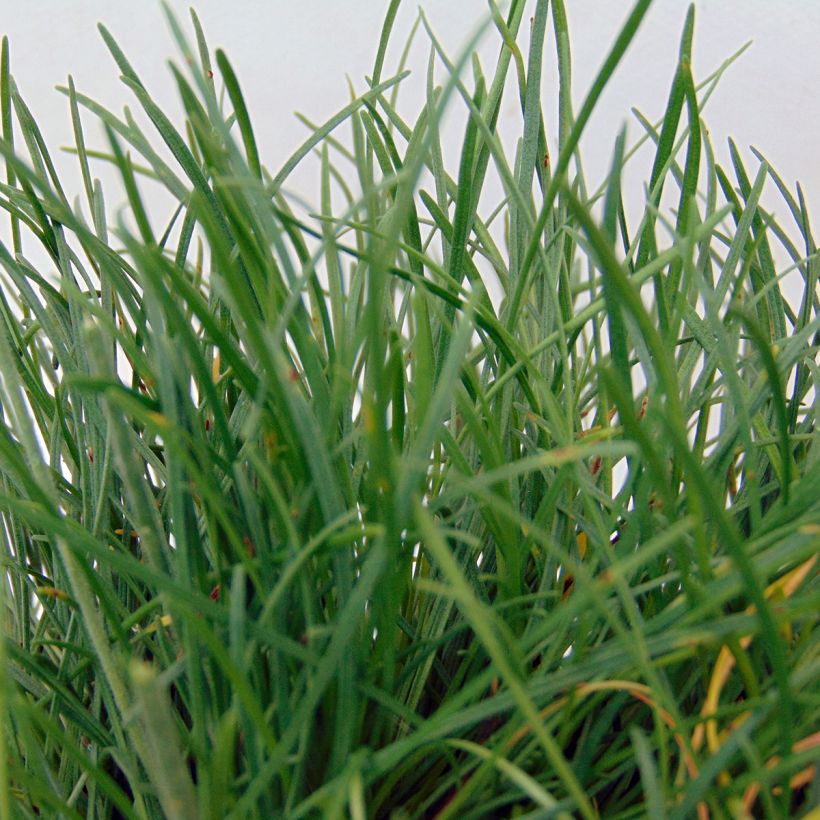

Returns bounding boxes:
[0,1,817,263]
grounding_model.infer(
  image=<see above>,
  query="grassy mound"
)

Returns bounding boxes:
[0,2,817,817]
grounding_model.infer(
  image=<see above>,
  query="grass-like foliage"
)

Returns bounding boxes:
[1,1,818,817]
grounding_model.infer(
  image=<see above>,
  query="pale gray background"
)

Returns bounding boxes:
[0,1,817,263]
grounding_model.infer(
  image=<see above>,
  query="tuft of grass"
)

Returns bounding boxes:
[1,2,818,817]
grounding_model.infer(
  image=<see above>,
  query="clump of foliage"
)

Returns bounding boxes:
[0,1,817,817]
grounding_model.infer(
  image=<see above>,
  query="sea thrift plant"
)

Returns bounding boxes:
[0,1,817,817]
